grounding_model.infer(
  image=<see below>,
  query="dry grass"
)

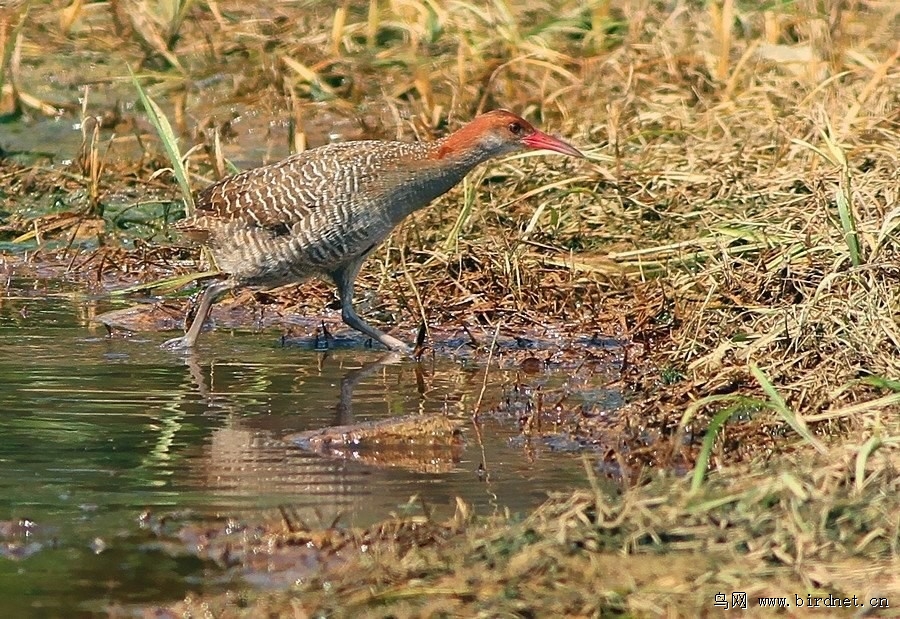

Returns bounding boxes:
[3,0,900,613]
[149,436,899,617]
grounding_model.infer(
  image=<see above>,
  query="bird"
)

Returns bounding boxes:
[163,109,584,352]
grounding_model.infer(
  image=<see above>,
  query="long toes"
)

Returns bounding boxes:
[161,336,192,351]
[386,340,413,354]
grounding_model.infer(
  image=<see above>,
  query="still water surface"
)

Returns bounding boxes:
[0,278,616,615]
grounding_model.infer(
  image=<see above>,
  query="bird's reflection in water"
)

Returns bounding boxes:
[183,348,410,422]
[177,350,454,524]
[333,351,406,425]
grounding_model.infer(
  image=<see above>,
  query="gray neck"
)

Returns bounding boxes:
[386,140,498,223]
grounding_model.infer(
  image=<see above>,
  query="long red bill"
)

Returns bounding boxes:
[523,131,584,158]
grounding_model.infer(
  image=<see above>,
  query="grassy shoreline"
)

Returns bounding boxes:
[152,439,899,617]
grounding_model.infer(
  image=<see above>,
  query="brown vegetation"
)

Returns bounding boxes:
[2,0,899,615]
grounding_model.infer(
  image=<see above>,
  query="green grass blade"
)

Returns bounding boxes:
[444,176,477,251]
[854,436,882,494]
[750,363,827,454]
[691,402,744,492]
[109,270,219,296]
[835,185,861,266]
[129,66,195,217]
[860,376,900,392]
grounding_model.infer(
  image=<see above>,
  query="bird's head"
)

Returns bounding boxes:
[436,110,584,161]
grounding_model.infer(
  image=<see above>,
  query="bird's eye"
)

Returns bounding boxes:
[508,122,523,135]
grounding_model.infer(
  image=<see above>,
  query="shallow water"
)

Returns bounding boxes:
[0,277,621,615]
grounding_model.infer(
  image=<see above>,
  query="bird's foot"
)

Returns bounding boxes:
[161,335,194,351]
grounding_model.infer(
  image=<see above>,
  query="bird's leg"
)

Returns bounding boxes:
[331,262,410,353]
[162,280,236,350]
